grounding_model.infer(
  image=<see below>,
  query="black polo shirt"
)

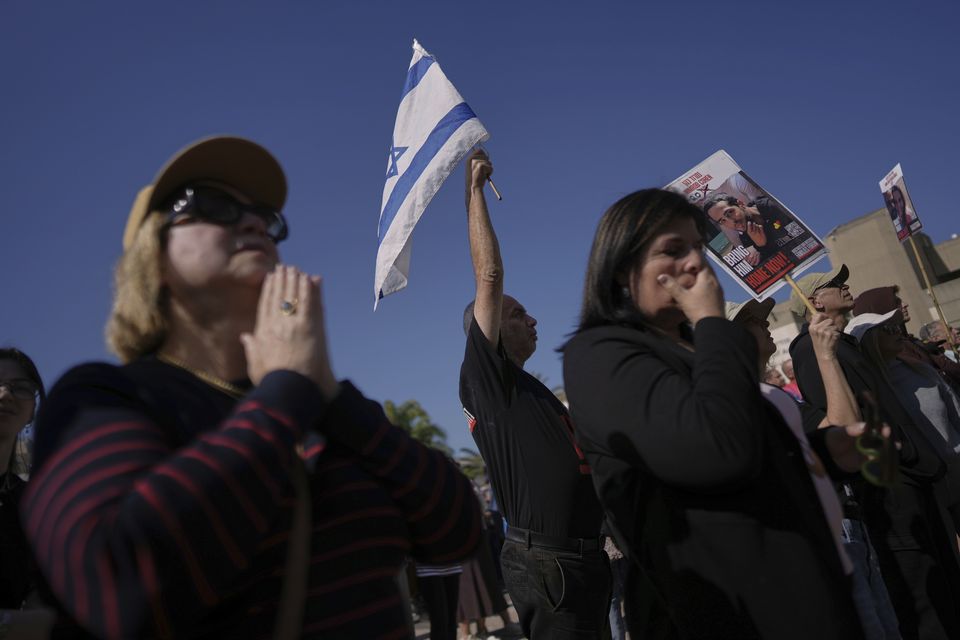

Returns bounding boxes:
[459,317,604,539]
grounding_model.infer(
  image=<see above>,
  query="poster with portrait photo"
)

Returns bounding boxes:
[666,150,827,300]
[879,163,922,243]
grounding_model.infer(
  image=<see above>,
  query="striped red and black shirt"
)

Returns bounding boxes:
[23,357,481,639]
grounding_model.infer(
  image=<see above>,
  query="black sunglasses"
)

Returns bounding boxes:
[0,379,38,401]
[813,280,848,293]
[163,186,288,243]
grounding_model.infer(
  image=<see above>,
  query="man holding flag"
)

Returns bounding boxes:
[459,149,612,639]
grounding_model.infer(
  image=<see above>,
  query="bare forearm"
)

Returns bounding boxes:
[464,150,503,343]
[468,186,503,290]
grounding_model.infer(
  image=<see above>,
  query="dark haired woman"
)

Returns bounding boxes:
[22,136,481,639]
[562,188,868,639]
[0,348,43,610]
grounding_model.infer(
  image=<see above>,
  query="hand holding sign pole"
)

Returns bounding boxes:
[784,275,819,316]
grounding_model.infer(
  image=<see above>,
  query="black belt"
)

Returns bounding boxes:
[505,525,604,553]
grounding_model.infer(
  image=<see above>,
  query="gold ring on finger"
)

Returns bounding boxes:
[280,298,299,316]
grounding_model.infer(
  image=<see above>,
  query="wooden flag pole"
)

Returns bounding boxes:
[487,178,502,201]
[907,235,958,354]
[476,143,502,201]
[784,274,818,317]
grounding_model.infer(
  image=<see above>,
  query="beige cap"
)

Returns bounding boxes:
[122,136,287,250]
[724,297,775,323]
[787,264,849,318]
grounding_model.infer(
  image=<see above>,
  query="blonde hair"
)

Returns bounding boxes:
[106,213,169,362]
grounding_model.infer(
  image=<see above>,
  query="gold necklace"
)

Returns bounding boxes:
[156,353,246,399]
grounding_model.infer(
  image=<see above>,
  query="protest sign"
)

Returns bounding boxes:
[666,150,827,299]
[879,163,922,242]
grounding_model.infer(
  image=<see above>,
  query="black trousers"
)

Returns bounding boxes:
[419,573,460,640]
[500,538,612,639]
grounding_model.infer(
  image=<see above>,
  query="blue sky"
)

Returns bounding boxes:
[3,1,959,454]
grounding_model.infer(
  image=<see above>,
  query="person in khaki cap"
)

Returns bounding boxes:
[789,264,960,640]
[21,136,482,639]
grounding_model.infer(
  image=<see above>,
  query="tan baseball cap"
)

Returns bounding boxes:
[724,297,775,323]
[788,264,849,318]
[122,136,287,250]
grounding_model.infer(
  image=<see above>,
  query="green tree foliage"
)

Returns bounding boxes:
[456,448,486,481]
[383,399,452,456]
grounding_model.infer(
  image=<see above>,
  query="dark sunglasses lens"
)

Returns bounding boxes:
[266,214,288,242]
[1,382,34,400]
[173,187,287,242]
[194,190,241,224]
[249,209,287,243]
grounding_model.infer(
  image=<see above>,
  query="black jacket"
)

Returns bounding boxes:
[563,318,862,640]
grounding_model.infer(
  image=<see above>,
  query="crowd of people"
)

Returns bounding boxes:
[2,137,959,639]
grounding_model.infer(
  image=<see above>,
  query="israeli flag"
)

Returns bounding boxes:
[375,39,489,307]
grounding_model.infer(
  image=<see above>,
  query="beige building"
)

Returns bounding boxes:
[937,234,960,272]
[767,208,960,370]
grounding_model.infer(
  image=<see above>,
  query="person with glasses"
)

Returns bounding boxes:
[0,348,43,611]
[562,189,865,639]
[789,267,960,639]
[22,136,482,639]
[701,191,793,265]
[920,321,960,363]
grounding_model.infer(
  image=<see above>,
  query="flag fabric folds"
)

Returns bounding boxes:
[374,39,489,307]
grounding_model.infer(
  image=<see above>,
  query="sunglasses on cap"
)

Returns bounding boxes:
[163,186,289,243]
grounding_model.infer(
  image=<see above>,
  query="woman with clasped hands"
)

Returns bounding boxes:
[562,189,866,639]
[21,137,481,639]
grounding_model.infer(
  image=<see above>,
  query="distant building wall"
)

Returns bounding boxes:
[823,209,935,335]
[937,235,960,272]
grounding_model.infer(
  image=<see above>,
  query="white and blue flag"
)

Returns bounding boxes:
[375,39,489,307]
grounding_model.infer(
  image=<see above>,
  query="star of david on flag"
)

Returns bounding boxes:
[385,145,407,178]
[374,39,489,308]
